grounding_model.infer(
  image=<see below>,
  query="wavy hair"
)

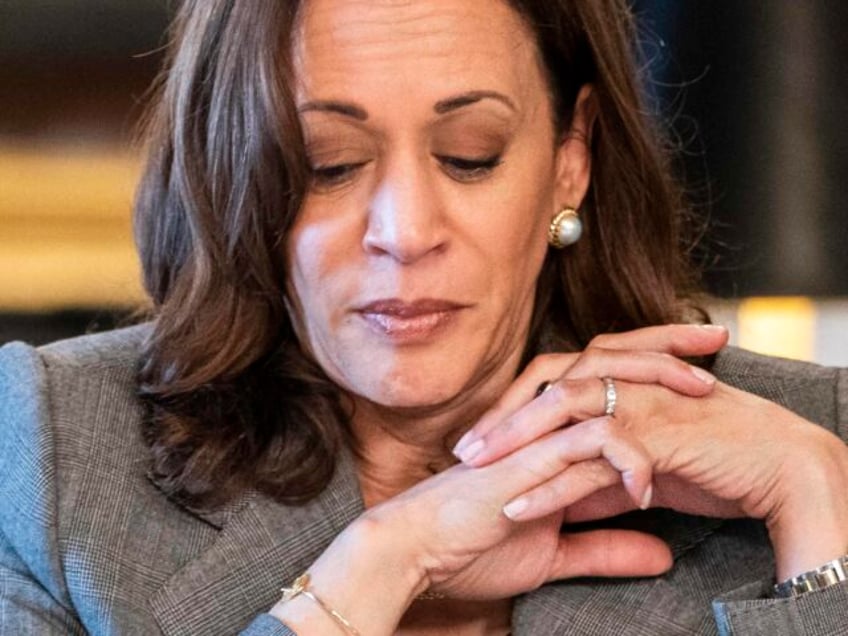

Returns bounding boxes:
[135,0,705,509]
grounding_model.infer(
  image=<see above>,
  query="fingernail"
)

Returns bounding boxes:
[458,439,485,464]
[690,366,716,385]
[697,324,726,333]
[639,484,653,510]
[452,431,475,456]
[503,497,529,520]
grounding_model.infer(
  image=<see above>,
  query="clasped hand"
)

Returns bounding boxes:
[361,324,848,602]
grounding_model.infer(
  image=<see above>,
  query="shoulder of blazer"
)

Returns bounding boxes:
[36,322,152,371]
[0,334,69,605]
[0,325,155,612]
[713,345,846,440]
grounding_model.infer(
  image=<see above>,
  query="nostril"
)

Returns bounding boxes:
[363,185,446,263]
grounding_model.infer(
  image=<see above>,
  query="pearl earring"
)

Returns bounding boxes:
[548,207,582,248]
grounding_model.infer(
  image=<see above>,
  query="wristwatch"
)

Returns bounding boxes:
[773,554,848,598]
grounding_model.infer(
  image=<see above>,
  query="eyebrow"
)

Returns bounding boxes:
[297,90,517,121]
[433,90,517,114]
[298,100,368,120]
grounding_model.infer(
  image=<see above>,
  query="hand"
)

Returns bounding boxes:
[271,324,728,635]
[365,324,728,599]
[460,356,848,581]
[453,323,726,462]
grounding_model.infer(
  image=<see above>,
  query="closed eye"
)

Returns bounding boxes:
[308,161,369,189]
[436,154,502,182]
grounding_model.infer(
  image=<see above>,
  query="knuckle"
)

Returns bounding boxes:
[527,352,578,378]
[580,458,614,487]
[525,354,551,375]
[544,476,570,501]
[587,333,611,349]
[546,379,571,403]
[592,415,621,438]
[578,347,606,365]
[580,347,612,366]
[656,351,684,370]
[655,351,675,364]
[524,455,558,481]
[562,376,601,402]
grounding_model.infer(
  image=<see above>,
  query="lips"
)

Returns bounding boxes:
[357,298,466,317]
[355,298,468,341]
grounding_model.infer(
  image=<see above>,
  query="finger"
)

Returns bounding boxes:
[496,416,653,515]
[562,348,716,396]
[561,475,745,524]
[550,529,672,580]
[454,353,581,455]
[454,332,720,457]
[562,484,636,523]
[503,460,643,522]
[586,323,728,358]
[458,377,613,465]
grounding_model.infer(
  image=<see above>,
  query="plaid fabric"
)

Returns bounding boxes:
[1,327,846,635]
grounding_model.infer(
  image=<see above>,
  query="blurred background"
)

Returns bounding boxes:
[1,1,846,363]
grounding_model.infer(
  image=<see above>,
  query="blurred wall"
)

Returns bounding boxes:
[635,0,848,296]
[0,0,170,329]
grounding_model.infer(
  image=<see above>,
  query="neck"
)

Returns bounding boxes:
[351,351,522,507]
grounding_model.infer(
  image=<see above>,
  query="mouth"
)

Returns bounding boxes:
[355,298,469,342]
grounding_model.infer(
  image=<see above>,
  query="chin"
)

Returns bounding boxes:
[320,327,508,413]
[346,360,473,412]
[372,377,465,410]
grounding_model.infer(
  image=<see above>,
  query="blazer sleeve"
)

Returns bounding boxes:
[0,342,86,634]
[709,356,848,635]
[0,340,299,636]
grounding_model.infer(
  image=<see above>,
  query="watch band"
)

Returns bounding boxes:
[773,554,848,598]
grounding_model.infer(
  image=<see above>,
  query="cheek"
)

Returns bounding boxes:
[287,224,321,302]
[475,171,554,277]
[285,220,343,339]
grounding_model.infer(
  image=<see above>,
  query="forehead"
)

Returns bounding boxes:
[293,0,544,108]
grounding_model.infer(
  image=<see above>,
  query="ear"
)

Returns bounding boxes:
[554,85,598,210]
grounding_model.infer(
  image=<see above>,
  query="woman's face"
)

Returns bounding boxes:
[286,0,590,411]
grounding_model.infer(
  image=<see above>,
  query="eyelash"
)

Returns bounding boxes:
[308,154,503,189]
[309,162,368,188]
[436,155,503,183]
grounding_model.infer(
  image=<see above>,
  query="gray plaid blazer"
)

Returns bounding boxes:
[1,326,847,635]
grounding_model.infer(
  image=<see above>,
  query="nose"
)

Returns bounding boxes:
[362,162,447,263]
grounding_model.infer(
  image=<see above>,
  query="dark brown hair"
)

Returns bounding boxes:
[135,0,705,509]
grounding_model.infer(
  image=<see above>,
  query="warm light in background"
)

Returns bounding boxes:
[0,145,145,311]
[737,297,816,361]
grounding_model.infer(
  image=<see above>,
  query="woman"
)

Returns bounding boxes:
[1,0,847,634]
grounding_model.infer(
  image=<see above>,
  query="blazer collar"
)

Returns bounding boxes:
[149,449,365,635]
[148,451,723,635]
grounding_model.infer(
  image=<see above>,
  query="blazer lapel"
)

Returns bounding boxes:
[148,451,365,636]
[513,511,724,635]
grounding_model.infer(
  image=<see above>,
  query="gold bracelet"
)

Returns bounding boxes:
[280,573,361,636]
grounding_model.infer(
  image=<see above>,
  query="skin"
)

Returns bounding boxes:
[272,0,848,634]
[461,351,848,582]
[285,0,588,457]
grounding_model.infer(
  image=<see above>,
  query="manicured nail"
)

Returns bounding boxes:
[453,431,475,456]
[697,324,726,333]
[502,497,529,520]
[458,439,485,464]
[690,366,716,385]
[639,484,653,510]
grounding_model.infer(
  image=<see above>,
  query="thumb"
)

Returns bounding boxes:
[549,530,672,580]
